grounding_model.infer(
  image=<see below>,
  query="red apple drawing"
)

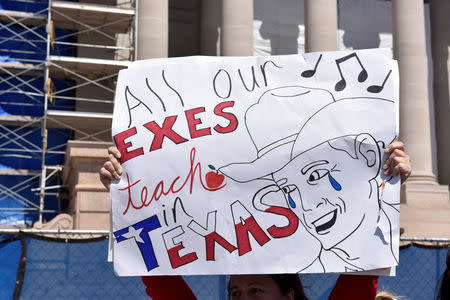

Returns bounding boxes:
[205,165,225,188]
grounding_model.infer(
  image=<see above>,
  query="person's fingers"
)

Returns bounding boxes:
[384,148,409,170]
[99,167,112,191]
[383,157,390,174]
[391,162,411,179]
[392,148,408,158]
[384,156,393,175]
[384,149,407,172]
[384,141,407,172]
[99,147,122,191]
[104,161,120,180]
[383,141,412,183]
[108,146,121,160]
[398,156,412,183]
[109,153,123,176]
[385,141,405,154]
[393,153,410,171]
[384,152,411,180]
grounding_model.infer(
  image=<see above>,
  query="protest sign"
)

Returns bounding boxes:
[110,49,400,276]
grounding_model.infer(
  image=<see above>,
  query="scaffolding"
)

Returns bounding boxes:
[0,0,137,225]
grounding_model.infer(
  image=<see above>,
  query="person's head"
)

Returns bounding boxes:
[228,274,308,300]
[376,291,401,300]
[272,133,382,250]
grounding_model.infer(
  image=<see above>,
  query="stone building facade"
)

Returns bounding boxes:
[62,0,449,238]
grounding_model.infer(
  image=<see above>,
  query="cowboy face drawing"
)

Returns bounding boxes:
[220,87,397,270]
[272,133,382,250]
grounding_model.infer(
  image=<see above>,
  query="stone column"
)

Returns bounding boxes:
[392,0,434,183]
[137,0,168,59]
[201,0,220,56]
[430,0,450,186]
[392,0,449,237]
[221,0,253,56]
[304,0,338,52]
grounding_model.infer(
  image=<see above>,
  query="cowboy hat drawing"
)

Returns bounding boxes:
[218,85,336,183]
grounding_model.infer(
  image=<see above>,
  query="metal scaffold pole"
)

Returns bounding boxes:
[39,0,52,223]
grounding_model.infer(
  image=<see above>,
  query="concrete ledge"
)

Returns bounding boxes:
[77,213,110,230]
[62,141,112,184]
[401,204,450,238]
[400,181,450,237]
[33,213,73,230]
[401,182,449,208]
[62,140,113,230]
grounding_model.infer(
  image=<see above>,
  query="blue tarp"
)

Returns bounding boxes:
[0,0,48,13]
[0,126,71,170]
[0,238,21,300]
[0,0,74,226]
[0,175,62,226]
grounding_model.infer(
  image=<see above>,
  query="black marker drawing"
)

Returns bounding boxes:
[113,52,400,276]
[213,69,232,99]
[161,225,199,269]
[301,54,322,78]
[125,86,152,128]
[238,66,261,92]
[162,70,185,106]
[219,85,399,273]
[367,70,392,93]
[260,60,283,87]
[161,197,193,227]
[146,77,166,112]
[335,53,368,91]
[188,211,237,261]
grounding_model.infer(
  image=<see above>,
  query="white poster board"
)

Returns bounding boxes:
[111,49,400,276]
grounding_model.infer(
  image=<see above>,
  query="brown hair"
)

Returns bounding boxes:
[270,274,308,300]
[228,274,308,300]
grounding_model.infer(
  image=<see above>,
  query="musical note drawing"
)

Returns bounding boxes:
[301,54,322,78]
[334,53,368,92]
[367,70,391,93]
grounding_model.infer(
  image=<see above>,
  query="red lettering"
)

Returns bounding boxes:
[265,206,299,238]
[167,244,198,268]
[141,186,148,207]
[152,181,165,202]
[115,104,237,159]
[119,173,143,215]
[213,101,238,134]
[120,148,226,215]
[113,127,144,164]
[205,232,237,261]
[143,116,188,151]
[235,216,270,256]
[185,107,211,139]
